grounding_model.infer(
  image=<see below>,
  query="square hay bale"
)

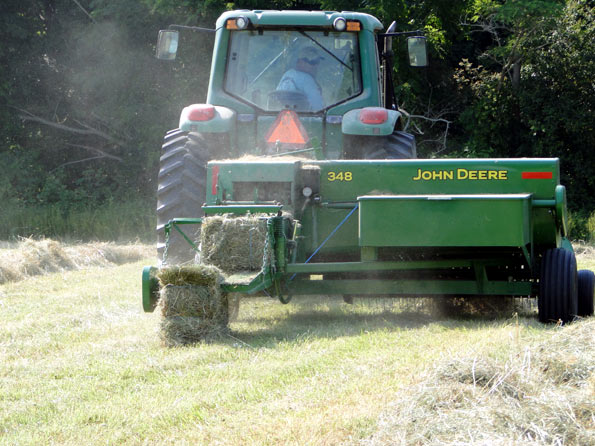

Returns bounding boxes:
[157,264,223,287]
[157,265,229,346]
[198,214,273,273]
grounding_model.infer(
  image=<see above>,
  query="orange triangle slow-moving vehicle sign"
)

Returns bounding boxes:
[265,110,309,149]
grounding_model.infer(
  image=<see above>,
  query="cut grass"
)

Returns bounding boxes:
[362,319,595,446]
[0,238,154,284]
[0,254,593,445]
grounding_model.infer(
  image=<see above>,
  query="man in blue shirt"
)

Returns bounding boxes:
[277,46,324,111]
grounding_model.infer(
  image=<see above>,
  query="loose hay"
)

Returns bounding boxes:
[436,296,531,319]
[362,319,595,446]
[157,265,229,346]
[198,214,273,273]
[0,238,153,284]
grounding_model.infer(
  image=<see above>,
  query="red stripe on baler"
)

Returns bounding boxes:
[211,165,220,195]
[522,171,553,179]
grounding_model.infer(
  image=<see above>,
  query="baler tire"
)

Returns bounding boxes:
[156,129,209,264]
[577,269,595,317]
[538,248,578,324]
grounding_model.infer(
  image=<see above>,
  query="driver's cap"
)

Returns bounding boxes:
[298,46,324,64]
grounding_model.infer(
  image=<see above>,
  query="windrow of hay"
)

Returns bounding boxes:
[157,265,229,346]
[362,318,595,446]
[0,238,154,284]
[198,214,274,273]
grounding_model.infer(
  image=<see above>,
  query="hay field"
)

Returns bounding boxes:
[0,252,593,445]
[0,238,154,284]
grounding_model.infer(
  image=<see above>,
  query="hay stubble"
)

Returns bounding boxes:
[0,247,593,445]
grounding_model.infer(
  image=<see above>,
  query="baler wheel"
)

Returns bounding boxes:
[577,269,595,317]
[156,129,208,264]
[538,248,578,323]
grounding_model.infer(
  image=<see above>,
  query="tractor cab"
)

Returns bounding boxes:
[156,11,427,159]
[224,28,362,113]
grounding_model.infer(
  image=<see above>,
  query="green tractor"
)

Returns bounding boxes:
[143,10,594,334]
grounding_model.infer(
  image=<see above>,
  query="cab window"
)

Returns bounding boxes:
[224,30,362,113]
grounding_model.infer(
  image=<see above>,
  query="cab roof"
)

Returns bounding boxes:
[216,10,384,32]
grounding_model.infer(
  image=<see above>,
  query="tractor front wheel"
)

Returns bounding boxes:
[538,248,578,323]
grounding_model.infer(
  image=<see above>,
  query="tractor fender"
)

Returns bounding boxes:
[341,107,401,136]
[179,104,236,133]
[554,184,568,237]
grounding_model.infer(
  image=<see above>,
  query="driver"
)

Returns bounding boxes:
[277,46,324,110]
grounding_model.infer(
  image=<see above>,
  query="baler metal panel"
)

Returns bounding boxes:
[318,159,560,201]
[358,194,532,247]
[303,159,557,255]
[207,158,562,258]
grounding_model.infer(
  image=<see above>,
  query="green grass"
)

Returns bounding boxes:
[0,257,593,445]
[0,200,155,241]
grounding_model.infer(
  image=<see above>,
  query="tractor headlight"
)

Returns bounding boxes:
[302,186,313,198]
[333,18,347,32]
[236,16,249,30]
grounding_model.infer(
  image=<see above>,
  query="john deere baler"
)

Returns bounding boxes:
[144,156,594,324]
[144,9,594,336]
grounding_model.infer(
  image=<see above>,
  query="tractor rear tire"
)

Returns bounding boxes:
[577,269,595,317]
[363,130,417,159]
[344,130,417,160]
[156,130,208,264]
[538,248,578,324]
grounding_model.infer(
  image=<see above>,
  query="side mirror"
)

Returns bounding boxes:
[156,30,179,60]
[407,36,428,67]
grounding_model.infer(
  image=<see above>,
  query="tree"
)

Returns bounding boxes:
[0,0,216,211]
[518,0,595,211]
[458,0,594,212]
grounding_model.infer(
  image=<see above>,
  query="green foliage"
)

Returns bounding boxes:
[455,62,521,157]
[0,200,155,241]
[1,0,593,240]
[568,210,595,242]
[458,0,594,211]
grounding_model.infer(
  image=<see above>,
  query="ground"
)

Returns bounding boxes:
[0,242,593,445]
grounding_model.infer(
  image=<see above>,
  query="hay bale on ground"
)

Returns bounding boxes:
[198,214,273,273]
[0,263,21,283]
[157,265,229,346]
